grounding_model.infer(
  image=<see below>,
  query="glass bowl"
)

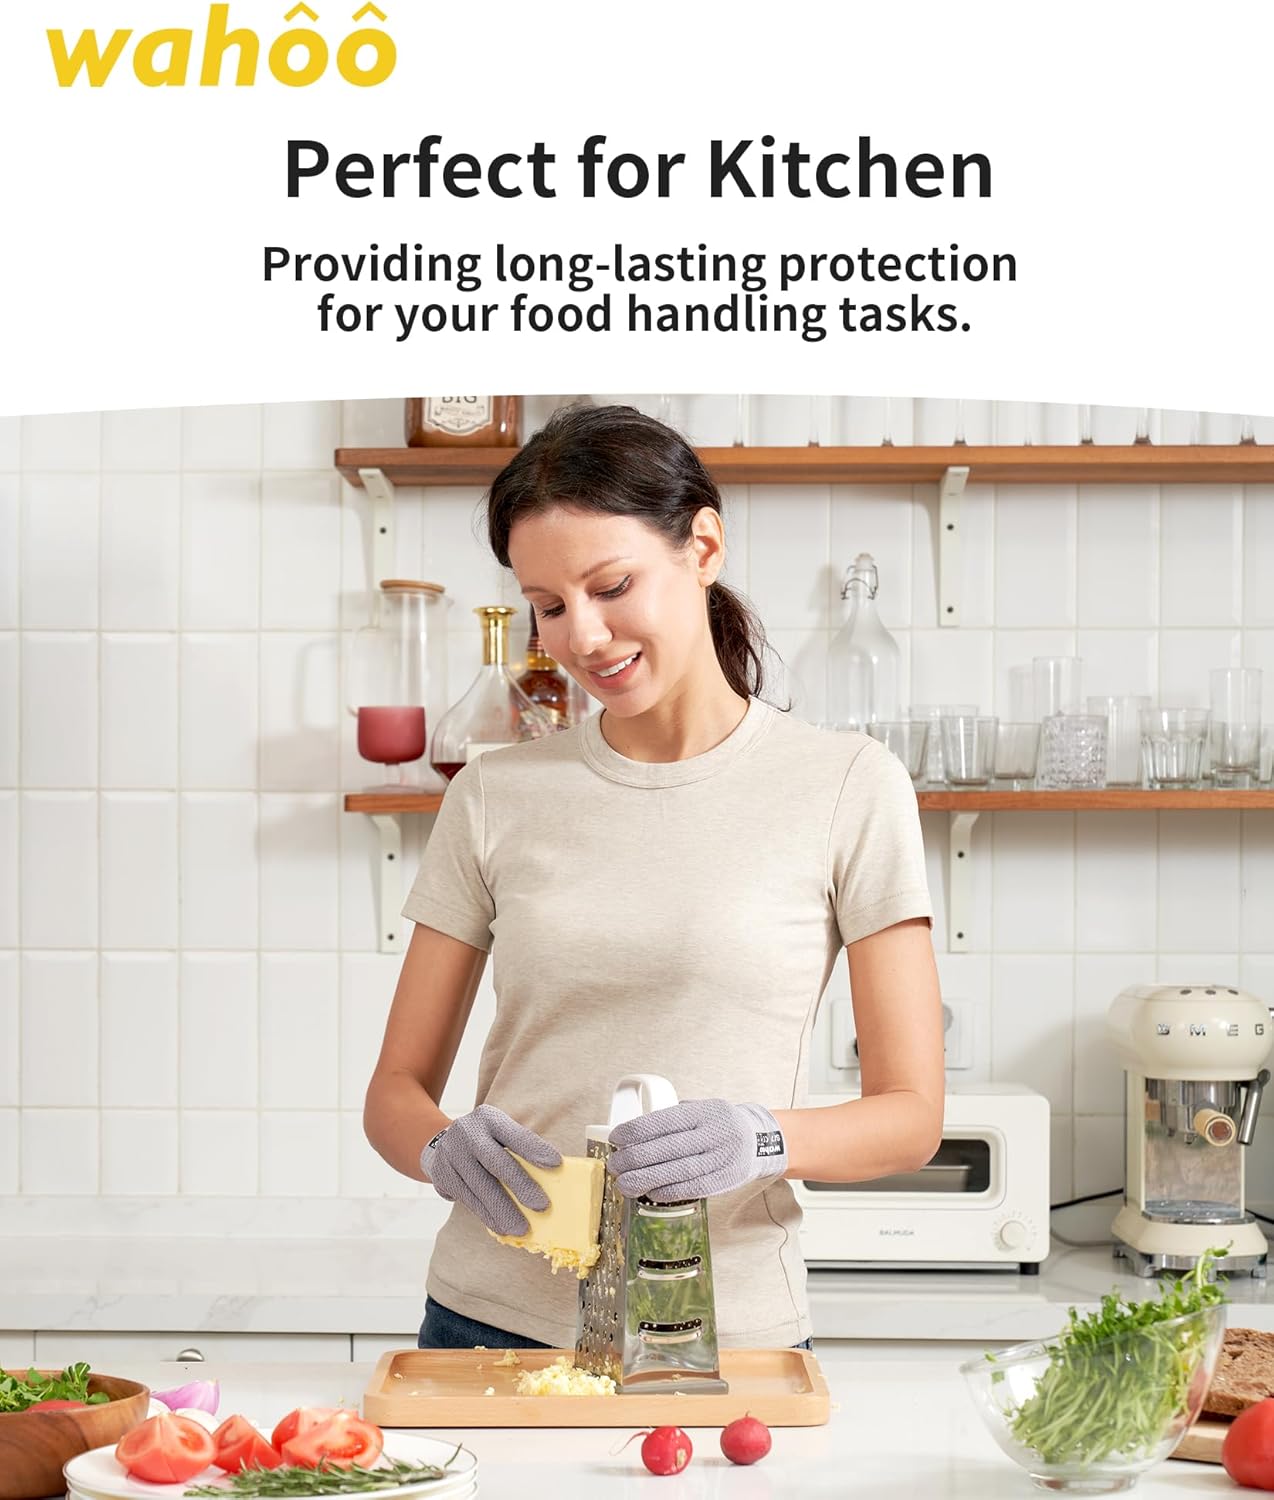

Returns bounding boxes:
[960,1302,1225,1493]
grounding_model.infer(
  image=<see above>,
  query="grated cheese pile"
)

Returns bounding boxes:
[513,1355,617,1397]
[488,1236,601,1278]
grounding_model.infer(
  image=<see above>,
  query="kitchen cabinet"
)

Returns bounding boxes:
[32,1331,351,1364]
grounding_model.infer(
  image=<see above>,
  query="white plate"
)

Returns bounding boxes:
[64,1433,477,1500]
[68,1487,478,1500]
[68,1485,478,1500]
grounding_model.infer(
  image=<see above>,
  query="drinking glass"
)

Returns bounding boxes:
[1036,713,1108,789]
[911,703,976,784]
[941,715,998,787]
[1140,708,1210,789]
[1209,668,1263,787]
[867,721,929,781]
[1261,728,1274,785]
[1087,694,1152,787]
[994,723,1041,790]
[1032,656,1083,720]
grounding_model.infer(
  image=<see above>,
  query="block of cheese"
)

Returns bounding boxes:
[488,1153,605,1278]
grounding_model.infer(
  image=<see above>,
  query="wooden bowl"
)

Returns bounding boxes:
[0,1372,150,1500]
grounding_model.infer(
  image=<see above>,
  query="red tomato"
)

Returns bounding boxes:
[270,1406,336,1452]
[115,1412,216,1484]
[211,1414,284,1474]
[281,1412,385,1470]
[26,1399,88,1412]
[1223,1398,1274,1490]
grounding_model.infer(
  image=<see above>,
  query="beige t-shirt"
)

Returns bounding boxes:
[402,695,932,1347]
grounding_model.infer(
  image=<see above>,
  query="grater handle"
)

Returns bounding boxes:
[608,1074,679,1127]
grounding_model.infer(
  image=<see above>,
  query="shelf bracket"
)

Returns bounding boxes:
[938,465,969,627]
[370,813,404,955]
[948,810,980,952]
[359,467,395,586]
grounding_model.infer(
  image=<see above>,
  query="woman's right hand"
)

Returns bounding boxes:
[420,1104,563,1236]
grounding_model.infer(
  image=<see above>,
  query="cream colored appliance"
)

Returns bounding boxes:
[1107,983,1272,1278]
[794,1086,1050,1271]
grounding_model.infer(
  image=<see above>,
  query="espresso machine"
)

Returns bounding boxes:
[1106,983,1272,1278]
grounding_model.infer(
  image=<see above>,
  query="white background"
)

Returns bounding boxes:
[2,0,1273,413]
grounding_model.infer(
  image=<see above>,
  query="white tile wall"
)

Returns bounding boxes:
[6,397,1274,1214]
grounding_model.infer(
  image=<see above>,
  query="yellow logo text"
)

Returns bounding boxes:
[47,3,396,87]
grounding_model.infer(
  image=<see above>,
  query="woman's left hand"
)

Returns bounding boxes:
[608,1099,788,1201]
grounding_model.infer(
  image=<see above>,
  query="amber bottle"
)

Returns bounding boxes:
[517,608,569,728]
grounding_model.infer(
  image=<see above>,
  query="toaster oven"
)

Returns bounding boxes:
[793,1085,1051,1272]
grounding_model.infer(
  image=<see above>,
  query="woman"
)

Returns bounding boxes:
[364,404,943,1352]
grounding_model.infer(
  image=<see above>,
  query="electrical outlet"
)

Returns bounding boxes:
[943,998,973,1069]
[829,995,974,1073]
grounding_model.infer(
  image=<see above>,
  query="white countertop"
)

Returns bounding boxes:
[82,1355,1232,1499]
[5,1232,1274,1342]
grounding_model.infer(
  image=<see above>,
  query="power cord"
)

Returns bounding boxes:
[1049,1187,1121,1249]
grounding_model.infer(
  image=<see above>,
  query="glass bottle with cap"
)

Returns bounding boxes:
[826,552,901,731]
[516,606,569,730]
[404,397,521,447]
[430,605,554,780]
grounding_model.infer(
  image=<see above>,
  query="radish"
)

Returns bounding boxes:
[721,1414,771,1465]
[617,1426,693,1476]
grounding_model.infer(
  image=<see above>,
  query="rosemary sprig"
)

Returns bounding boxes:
[184,1452,463,1498]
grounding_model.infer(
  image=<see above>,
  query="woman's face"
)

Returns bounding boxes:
[507,506,724,716]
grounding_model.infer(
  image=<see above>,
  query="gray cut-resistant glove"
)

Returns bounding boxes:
[420,1104,563,1237]
[608,1099,788,1203]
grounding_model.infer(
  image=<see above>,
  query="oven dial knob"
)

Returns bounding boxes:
[996,1218,1029,1251]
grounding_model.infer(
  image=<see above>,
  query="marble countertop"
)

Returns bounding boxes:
[73,1354,1234,1499]
[5,1231,1274,1341]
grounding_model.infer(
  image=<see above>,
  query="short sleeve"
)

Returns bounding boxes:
[829,739,933,946]
[401,759,496,951]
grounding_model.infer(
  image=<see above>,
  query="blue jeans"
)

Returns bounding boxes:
[418,1295,813,1351]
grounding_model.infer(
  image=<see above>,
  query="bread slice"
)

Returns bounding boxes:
[1203,1327,1274,1417]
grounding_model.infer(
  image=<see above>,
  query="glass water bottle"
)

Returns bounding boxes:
[430,606,554,780]
[827,553,901,731]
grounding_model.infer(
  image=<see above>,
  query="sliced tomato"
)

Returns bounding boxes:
[211,1414,283,1473]
[26,1398,88,1412]
[115,1412,216,1484]
[281,1411,384,1470]
[270,1405,337,1452]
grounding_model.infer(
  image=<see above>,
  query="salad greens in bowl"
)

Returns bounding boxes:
[960,1254,1227,1493]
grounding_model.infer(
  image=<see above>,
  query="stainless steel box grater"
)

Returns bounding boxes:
[575,1074,728,1395]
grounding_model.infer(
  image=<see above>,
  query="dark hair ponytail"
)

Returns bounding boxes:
[486,404,778,704]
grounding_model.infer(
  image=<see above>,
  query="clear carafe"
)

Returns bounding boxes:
[827,553,901,731]
[430,605,555,780]
[347,580,446,789]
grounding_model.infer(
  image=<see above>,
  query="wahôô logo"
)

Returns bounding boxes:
[46,2,396,87]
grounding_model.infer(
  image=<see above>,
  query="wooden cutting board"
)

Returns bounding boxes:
[1171,1416,1230,1464]
[363,1347,830,1428]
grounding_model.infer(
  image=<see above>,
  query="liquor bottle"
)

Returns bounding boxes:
[826,553,901,731]
[516,607,569,729]
[429,606,552,780]
[404,397,521,447]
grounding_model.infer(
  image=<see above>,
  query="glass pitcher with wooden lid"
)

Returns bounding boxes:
[347,580,447,787]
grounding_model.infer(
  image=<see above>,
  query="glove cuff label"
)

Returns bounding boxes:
[755,1129,786,1158]
[424,1128,448,1153]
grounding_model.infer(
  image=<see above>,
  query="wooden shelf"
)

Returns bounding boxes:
[335,444,1274,489]
[345,787,1274,815]
[346,790,445,814]
[918,789,1274,810]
